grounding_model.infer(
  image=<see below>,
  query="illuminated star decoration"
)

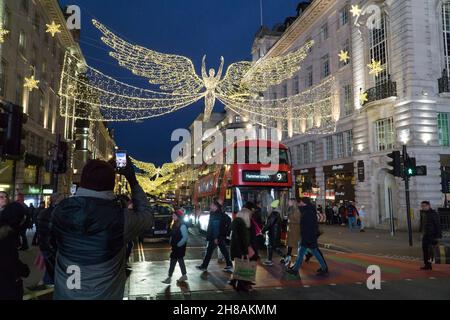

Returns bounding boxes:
[359,91,368,105]
[350,5,362,17]
[338,50,350,63]
[367,59,384,77]
[0,26,9,43]
[46,21,62,37]
[24,75,40,92]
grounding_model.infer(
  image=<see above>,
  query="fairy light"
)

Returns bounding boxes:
[367,59,383,77]
[46,21,62,37]
[0,26,9,43]
[24,75,40,92]
[350,5,362,17]
[338,50,350,63]
[58,19,315,122]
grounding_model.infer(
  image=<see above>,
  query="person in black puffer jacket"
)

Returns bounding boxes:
[420,201,442,270]
[51,158,153,300]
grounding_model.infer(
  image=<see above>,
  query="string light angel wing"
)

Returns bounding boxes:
[240,40,315,93]
[93,19,205,95]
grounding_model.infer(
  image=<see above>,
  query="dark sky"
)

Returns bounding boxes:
[59,0,300,165]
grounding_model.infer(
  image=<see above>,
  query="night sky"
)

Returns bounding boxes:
[59,0,300,165]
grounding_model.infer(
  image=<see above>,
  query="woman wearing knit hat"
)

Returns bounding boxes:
[162,209,189,284]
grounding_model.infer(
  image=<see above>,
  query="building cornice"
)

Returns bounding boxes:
[263,0,335,58]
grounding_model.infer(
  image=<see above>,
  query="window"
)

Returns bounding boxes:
[345,130,353,157]
[306,114,314,130]
[33,11,40,32]
[295,145,302,165]
[282,82,288,98]
[375,117,394,151]
[293,76,299,95]
[305,66,313,87]
[16,75,24,107]
[309,142,315,164]
[293,118,300,134]
[339,5,349,27]
[325,136,333,160]
[234,115,241,123]
[39,94,45,126]
[19,30,26,56]
[369,13,389,85]
[336,133,344,159]
[320,23,329,42]
[438,113,450,146]
[271,92,277,106]
[339,39,351,68]
[48,103,53,131]
[306,37,313,53]
[343,84,353,116]
[21,0,29,14]
[443,2,450,75]
[321,54,330,78]
[0,59,7,97]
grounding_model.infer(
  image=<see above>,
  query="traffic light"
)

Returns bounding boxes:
[0,102,27,160]
[387,151,402,177]
[405,156,417,177]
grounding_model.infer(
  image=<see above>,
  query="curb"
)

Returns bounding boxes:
[319,242,352,253]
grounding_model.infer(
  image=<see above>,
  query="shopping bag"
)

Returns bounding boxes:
[232,258,257,282]
[433,244,450,264]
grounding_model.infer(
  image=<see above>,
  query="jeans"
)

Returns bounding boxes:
[348,216,356,231]
[169,258,187,277]
[202,239,232,268]
[291,245,328,272]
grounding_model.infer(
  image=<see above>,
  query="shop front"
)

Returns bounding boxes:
[0,160,14,194]
[323,163,355,205]
[294,168,319,200]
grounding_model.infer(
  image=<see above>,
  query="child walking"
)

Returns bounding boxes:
[162,209,189,284]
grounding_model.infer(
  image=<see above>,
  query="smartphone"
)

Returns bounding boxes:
[115,151,127,168]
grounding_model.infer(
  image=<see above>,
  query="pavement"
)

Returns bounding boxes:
[317,224,426,260]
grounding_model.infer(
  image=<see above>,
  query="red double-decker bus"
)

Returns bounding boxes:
[192,140,292,232]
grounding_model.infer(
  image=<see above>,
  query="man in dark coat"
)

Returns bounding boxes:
[420,201,442,270]
[15,193,30,251]
[196,199,233,272]
[262,200,282,266]
[0,202,30,300]
[51,158,153,300]
[287,198,328,277]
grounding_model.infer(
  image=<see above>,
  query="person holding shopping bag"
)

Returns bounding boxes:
[229,202,256,292]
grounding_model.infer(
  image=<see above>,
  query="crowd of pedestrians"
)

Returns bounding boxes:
[0,156,444,299]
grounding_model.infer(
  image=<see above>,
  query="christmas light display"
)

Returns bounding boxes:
[0,26,9,43]
[24,75,40,92]
[367,59,383,77]
[46,21,62,37]
[338,50,350,63]
[350,4,362,17]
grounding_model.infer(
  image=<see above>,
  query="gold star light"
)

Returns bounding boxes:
[359,91,368,105]
[46,21,62,37]
[367,59,384,76]
[0,26,9,43]
[24,75,40,92]
[350,5,362,17]
[338,50,350,63]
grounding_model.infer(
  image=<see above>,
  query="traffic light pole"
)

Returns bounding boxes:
[403,145,413,247]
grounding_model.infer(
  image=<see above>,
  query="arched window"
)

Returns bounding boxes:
[368,12,389,86]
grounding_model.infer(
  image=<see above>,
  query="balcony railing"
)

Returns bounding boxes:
[362,77,397,106]
[439,69,450,93]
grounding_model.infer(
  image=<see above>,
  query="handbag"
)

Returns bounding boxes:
[433,244,450,264]
[232,257,257,282]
